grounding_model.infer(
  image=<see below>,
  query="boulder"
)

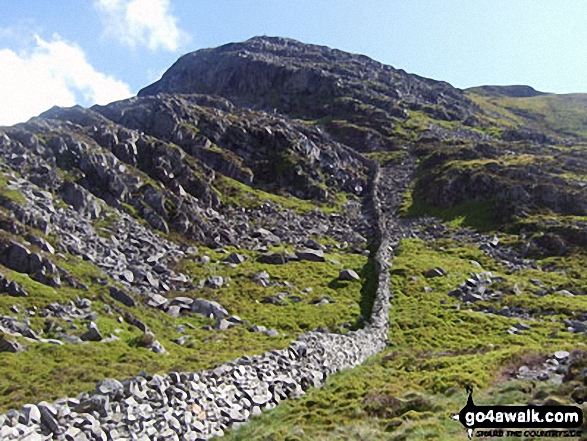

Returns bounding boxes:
[214,318,232,331]
[20,404,41,425]
[265,329,279,337]
[258,253,286,265]
[60,181,102,219]
[338,269,360,281]
[295,249,325,262]
[225,253,246,264]
[250,325,267,333]
[148,339,167,354]
[206,275,224,289]
[75,394,110,417]
[81,321,103,342]
[252,271,270,286]
[145,271,159,288]
[38,401,61,434]
[125,315,150,334]
[109,286,136,307]
[191,298,228,319]
[0,336,25,353]
[146,293,168,308]
[96,378,124,397]
[5,243,31,273]
[424,267,446,278]
[121,269,135,283]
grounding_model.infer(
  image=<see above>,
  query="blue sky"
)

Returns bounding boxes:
[1,0,587,125]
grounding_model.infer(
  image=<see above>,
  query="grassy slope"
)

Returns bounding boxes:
[219,91,587,440]
[0,243,368,412]
[224,238,587,441]
[0,173,369,412]
[220,86,587,439]
[467,90,587,140]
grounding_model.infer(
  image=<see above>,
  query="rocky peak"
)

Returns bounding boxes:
[139,36,477,129]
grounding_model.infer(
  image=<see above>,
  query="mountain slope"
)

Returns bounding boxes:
[0,36,586,440]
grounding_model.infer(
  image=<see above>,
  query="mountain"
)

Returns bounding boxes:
[0,36,586,440]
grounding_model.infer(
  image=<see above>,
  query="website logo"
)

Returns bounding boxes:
[453,386,583,439]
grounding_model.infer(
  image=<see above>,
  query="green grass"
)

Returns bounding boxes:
[365,150,408,166]
[173,245,367,334]
[0,240,369,412]
[0,172,26,205]
[468,91,587,140]
[223,238,587,441]
[213,175,351,214]
[400,187,498,232]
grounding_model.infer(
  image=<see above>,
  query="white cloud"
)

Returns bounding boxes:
[0,34,132,126]
[95,0,188,51]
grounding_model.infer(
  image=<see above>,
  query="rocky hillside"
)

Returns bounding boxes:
[0,36,586,440]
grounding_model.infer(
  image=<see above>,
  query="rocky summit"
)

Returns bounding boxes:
[0,36,586,440]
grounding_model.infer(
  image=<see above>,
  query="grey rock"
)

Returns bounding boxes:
[250,325,267,333]
[0,336,25,353]
[6,243,31,273]
[96,378,124,397]
[109,286,136,307]
[20,431,44,441]
[262,294,287,306]
[554,350,570,361]
[555,289,574,297]
[121,269,134,283]
[80,321,103,342]
[146,293,167,308]
[38,401,61,434]
[206,275,224,289]
[265,329,279,337]
[172,335,190,345]
[295,249,325,262]
[227,315,243,324]
[338,269,360,281]
[75,394,110,417]
[252,273,271,289]
[214,318,232,331]
[258,252,286,265]
[425,267,446,278]
[145,271,159,288]
[20,404,41,425]
[148,339,166,354]
[225,253,246,264]
[60,181,101,219]
[191,298,228,319]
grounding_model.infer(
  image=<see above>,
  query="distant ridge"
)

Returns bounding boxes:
[466,84,547,98]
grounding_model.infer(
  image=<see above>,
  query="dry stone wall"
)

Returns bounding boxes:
[0,157,399,441]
